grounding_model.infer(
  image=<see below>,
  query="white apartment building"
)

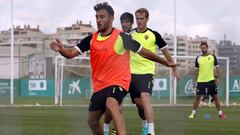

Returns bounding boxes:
[0,25,47,79]
[0,21,96,79]
[160,33,188,75]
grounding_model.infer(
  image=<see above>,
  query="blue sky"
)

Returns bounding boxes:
[0,0,239,43]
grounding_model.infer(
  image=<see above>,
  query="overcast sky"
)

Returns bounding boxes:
[0,0,239,43]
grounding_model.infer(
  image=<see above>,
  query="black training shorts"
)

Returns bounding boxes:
[129,74,154,103]
[89,85,128,112]
[196,80,218,96]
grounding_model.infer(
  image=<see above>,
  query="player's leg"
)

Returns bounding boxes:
[106,86,127,135]
[103,104,123,135]
[189,95,201,118]
[141,92,155,135]
[129,75,148,135]
[189,83,204,118]
[209,81,224,118]
[103,110,112,135]
[134,98,147,135]
[213,95,221,110]
[89,88,116,135]
[88,91,107,135]
[213,95,224,118]
[88,110,105,135]
[134,98,145,119]
[138,74,155,135]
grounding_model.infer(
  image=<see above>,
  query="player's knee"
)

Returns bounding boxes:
[134,98,143,106]
[213,95,219,100]
[106,98,119,112]
[141,92,150,98]
[141,93,151,103]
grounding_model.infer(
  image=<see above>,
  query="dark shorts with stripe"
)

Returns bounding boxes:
[129,74,154,103]
[196,80,218,96]
[89,85,128,112]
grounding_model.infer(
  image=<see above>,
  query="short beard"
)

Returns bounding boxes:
[98,21,110,33]
[202,51,207,54]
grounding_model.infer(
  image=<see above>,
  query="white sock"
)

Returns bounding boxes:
[192,110,196,115]
[142,120,148,128]
[103,123,109,132]
[148,123,155,135]
[219,110,222,115]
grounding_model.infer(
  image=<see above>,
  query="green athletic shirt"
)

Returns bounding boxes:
[195,54,219,82]
[130,28,167,74]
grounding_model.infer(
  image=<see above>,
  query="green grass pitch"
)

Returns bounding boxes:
[0,106,239,135]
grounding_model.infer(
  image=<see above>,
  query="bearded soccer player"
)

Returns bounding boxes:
[51,3,179,135]
[103,12,134,135]
[188,42,225,119]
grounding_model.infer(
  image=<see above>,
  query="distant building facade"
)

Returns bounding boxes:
[218,40,240,74]
[0,21,96,79]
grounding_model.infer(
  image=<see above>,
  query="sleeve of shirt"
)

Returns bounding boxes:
[152,30,167,49]
[195,56,199,69]
[75,34,92,53]
[213,54,219,67]
[119,32,142,53]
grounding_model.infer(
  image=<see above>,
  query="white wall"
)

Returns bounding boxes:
[0,58,19,79]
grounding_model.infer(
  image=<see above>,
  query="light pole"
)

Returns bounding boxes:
[173,0,177,104]
[10,0,14,105]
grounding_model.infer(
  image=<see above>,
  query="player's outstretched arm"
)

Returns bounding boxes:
[138,47,180,67]
[215,66,222,85]
[119,32,180,67]
[50,39,80,59]
[160,48,180,79]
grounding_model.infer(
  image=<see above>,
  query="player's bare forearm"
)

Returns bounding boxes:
[215,66,222,84]
[138,47,179,67]
[50,39,80,59]
[138,47,168,65]
[216,66,222,79]
[194,69,199,83]
[59,47,79,59]
[161,48,180,79]
[162,48,177,69]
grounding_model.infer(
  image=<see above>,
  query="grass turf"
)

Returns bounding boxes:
[0,106,239,135]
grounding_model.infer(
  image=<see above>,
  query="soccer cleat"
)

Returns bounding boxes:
[142,127,148,135]
[110,128,117,135]
[219,114,225,119]
[188,113,196,119]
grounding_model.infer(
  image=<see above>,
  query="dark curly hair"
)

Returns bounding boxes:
[200,42,208,48]
[94,2,114,16]
[120,12,134,23]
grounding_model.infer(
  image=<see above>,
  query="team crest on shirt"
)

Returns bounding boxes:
[144,34,149,40]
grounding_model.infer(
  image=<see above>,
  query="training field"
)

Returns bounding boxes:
[0,106,239,135]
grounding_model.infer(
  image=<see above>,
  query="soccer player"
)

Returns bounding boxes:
[50,3,179,135]
[130,8,180,135]
[103,12,134,135]
[188,42,225,119]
